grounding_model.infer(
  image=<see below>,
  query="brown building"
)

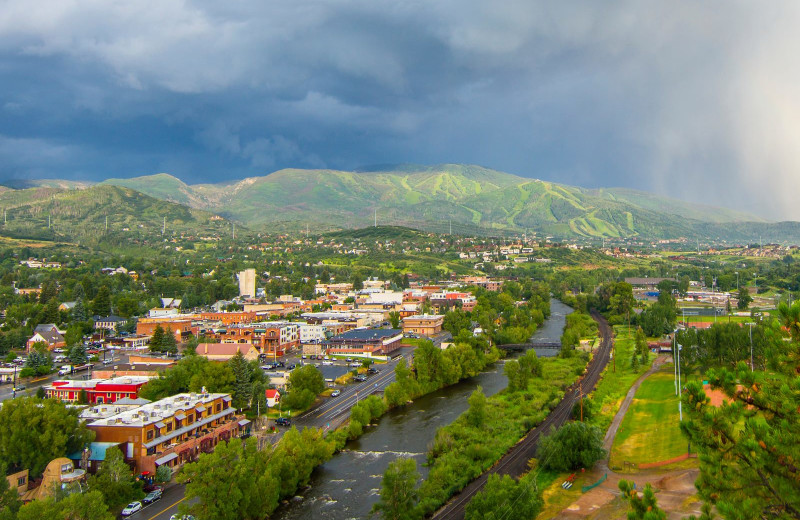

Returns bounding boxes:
[136,318,193,342]
[87,392,248,475]
[402,315,445,336]
[195,343,260,362]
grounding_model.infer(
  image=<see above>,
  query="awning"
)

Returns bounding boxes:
[155,421,165,428]
[175,413,186,420]
[222,396,232,403]
[154,452,178,466]
[238,419,251,427]
[195,405,206,412]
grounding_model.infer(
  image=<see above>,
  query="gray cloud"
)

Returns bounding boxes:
[0,1,799,219]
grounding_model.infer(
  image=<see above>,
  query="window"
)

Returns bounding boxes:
[146,430,154,440]
[187,414,194,423]
[167,423,173,432]
[17,476,26,486]
[216,403,221,412]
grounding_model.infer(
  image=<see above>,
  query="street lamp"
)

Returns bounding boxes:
[745,322,756,371]
[735,271,739,291]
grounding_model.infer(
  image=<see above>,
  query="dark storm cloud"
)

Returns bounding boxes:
[1,1,799,218]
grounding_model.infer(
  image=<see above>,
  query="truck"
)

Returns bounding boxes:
[58,365,73,376]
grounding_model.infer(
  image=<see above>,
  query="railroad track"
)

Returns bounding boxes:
[432,311,613,520]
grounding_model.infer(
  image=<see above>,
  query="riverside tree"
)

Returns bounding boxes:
[373,457,422,520]
[465,474,542,520]
[536,421,606,472]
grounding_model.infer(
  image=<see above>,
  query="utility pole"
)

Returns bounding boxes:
[48,215,51,229]
[232,223,235,240]
[746,322,755,371]
[162,216,166,236]
[449,219,452,235]
[105,215,108,232]
[579,382,583,421]
[374,209,377,228]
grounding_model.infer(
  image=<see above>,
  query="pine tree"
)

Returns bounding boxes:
[681,338,800,518]
[72,298,86,322]
[162,327,177,354]
[149,324,165,352]
[229,351,253,411]
[92,285,111,316]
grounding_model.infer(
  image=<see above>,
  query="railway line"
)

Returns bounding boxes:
[432,311,613,520]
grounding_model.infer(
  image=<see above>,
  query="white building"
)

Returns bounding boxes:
[237,269,256,298]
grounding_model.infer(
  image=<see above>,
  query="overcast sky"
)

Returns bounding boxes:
[2,1,799,220]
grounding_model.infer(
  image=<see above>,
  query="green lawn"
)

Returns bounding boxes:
[610,368,687,468]
[588,325,653,433]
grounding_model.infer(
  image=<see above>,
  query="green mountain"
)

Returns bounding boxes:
[101,164,778,240]
[0,184,233,242]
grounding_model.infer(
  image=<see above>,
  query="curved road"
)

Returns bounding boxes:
[432,311,614,520]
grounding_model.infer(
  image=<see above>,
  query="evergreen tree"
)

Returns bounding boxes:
[149,324,165,352]
[72,298,87,321]
[87,446,143,510]
[681,342,800,519]
[619,480,666,520]
[162,326,178,354]
[229,350,253,411]
[92,285,112,316]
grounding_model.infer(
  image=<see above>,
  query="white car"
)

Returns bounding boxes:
[331,389,341,397]
[121,501,142,516]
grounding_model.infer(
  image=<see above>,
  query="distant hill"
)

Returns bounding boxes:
[0,184,233,242]
[4,163,792,241]
[101,164,780,240]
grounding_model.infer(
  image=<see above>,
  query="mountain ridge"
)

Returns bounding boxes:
[2,164,786,241]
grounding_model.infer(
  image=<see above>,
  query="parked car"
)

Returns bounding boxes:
[331,389,341,397]
[349,362,361,367]
[121,501,143,516]
[345,357,353,362]
[143,488,162,504]
[170,515,196,520]
[275,417,291,427]
[354,375,367,382]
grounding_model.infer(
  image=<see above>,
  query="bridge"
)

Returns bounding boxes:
[498,342,561,352]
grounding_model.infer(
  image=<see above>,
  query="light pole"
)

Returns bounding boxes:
[753,273,757,292]
[735,271,739,291]
[746,322,756,371]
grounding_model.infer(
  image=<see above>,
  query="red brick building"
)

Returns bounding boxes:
[46,376,151,404]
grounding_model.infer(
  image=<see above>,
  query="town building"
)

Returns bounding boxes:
[26,324,66,352]
[46,376,151,404]
[238,268,257,298]
[402,314,445,336]
[324,328,403,357]
[195,343,260,362]
[87,392,246,475]
[93,315,127,331]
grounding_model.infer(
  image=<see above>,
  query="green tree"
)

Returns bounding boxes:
[92,285,112,316]
[737,287,753,310]
[283,365,325,410]
[442,309,471,336]
[372,457,421,520]
[251,381,268,416]
[536,421,606,472]
[389,311,401,329]
[72,298,87,322]
[0,397,94,477]
[466,386,487,428]
[155,464,172,485]
[68,344,88,365]
[777,300,800,341]
[16,490,113,520]
[88,446,143,509]
[681,351,800,519]
[0,462,21,519]
[619,480,666,520]
[465,473,542,520]
[162,326,177,355]
[149,324,165,352]
[181,437,280,520]
[229,350,253,411]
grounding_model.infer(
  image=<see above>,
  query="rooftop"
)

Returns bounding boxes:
[88,392,230,428]
[331,328,403,341]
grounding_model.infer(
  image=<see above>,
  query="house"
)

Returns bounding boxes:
[26,326,66,352]
[324,328,404,357]
[66,441,125,475]
[58,301,77,312]
[46,376,152,404]
[93,315,127,331]
[195,343,260,362]
[87,392,245,474]
[5,469,28,496]
[265,389,280,408]
[402,315,445,337]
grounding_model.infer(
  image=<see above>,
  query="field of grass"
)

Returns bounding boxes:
[587,325,653,434]
[609,367,687,468]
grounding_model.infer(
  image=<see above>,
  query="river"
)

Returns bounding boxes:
[276,299,572,520]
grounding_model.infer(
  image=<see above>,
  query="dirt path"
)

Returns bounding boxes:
[552,356,704,519]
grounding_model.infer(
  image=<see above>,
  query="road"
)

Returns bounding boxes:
[125,349,413,520]
[0,352,131,403]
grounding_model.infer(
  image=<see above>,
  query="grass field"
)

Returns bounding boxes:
[610,367,687,468]
[588,325,653,434]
